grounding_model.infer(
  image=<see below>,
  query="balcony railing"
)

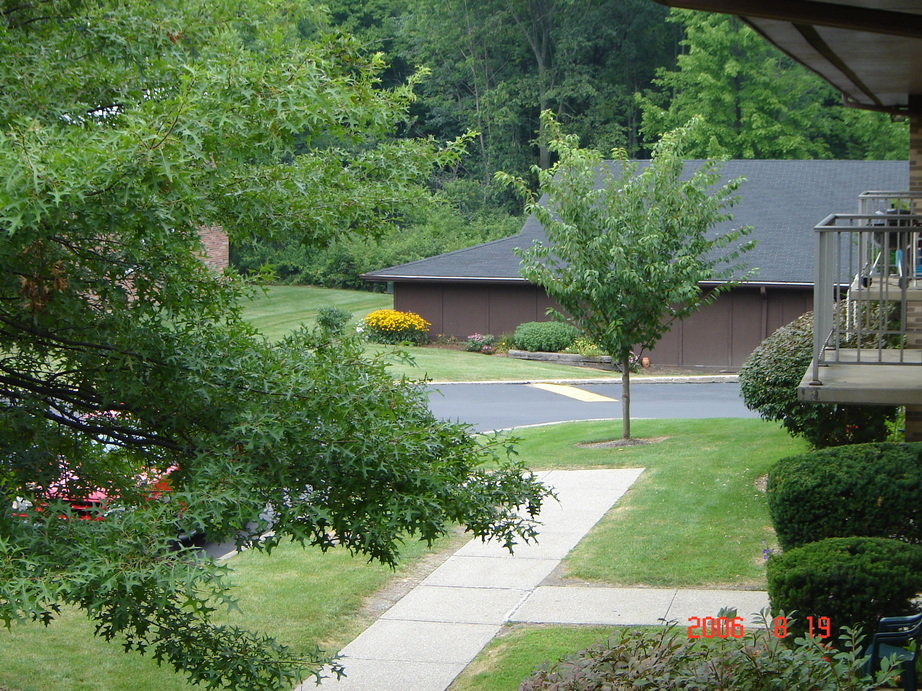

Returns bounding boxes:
[809,191,922,387]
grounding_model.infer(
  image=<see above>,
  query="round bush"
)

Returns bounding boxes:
[739,311,897,448]
[512,321,578,352]
[767,537,922,637]
[768,442,922,550]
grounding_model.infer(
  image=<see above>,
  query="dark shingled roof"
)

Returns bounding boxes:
[363,160,909,286]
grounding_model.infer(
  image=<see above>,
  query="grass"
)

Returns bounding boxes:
[450,624,614,691]
[239,285,619,381]
[449,418,808,689]
[0,535,464,691]
[514,418,807,587]
[368,343,618,381]
[238,284,390,342]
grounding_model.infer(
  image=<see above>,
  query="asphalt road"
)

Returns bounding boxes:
[425,380,757,432]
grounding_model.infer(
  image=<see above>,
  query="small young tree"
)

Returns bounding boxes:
[498,113,754,439]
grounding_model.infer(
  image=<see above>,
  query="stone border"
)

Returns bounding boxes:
[507,349,614,369]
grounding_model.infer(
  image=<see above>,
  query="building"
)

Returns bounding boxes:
[650,0,922,438]
[198,224,229,272]
[364,160,906,370]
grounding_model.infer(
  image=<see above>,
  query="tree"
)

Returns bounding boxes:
[498,113,753,439]
[638,10,907,160]
[0,1,548,688]
[397,0,679,203]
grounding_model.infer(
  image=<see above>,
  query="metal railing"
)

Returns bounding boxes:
[810,191,922,385]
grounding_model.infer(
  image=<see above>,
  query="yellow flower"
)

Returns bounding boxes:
[362,309,430,334]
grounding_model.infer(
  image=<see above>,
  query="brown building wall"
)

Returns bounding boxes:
[393,281,812,369]
[648,286,812,368]
[395,283,557,338]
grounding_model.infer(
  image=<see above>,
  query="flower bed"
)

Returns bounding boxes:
[361,309,431,345]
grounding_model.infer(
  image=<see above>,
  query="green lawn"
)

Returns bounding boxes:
[238,284,390,341]
[240,285,620,381]
[367,343,618,381]
[515,418,806,587]
[0,535,464,691]
[451,624,614,691]
[449,418,808,690]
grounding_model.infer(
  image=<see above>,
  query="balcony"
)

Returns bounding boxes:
[797,191,922,406]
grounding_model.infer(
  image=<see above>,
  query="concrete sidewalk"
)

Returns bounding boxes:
[308,468,768,691]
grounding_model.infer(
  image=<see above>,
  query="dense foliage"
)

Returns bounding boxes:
[638,11,907,159]
[232,198,520,289]
[767,443,922,550]
[512,321,579,353]
[229,4,907,287]
[398,0,679,185]
[767,538,922,638]
[0,2,548,687]
[500,114,753,438]
[739,312,897,447]
[520,616,899,690]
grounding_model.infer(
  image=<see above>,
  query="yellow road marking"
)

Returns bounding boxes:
[529,383,618,403]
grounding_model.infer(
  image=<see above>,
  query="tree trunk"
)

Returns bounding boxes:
[621,352,631,440]
[512,0,555,169]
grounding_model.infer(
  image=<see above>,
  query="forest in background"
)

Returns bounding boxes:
[233,2,909,289]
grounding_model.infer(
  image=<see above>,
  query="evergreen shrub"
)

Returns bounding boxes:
[768,442,922,550]
[512,321,578,352]
[739,312,897,447]
[766,537,922,637]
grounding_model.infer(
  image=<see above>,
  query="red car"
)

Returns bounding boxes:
[13,464,176,520]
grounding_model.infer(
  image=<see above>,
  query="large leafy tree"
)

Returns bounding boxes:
[638,10,907,159]
[397,0,679,198]
[499,114,753,440]
[0,1,547,688]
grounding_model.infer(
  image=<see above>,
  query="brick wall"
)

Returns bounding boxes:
[197,224,229,272]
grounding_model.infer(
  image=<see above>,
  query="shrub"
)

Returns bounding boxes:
[768,442,922,550]
[519,614,899,690]
[564,336,604,357]
[739,311,897,448]
[767,537,922,638]
[361,309,431,345]
[512,321,578,352]
[494,333,515,354]
[464,333,496,354]
[315,306,352,336]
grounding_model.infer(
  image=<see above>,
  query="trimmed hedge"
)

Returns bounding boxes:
[767,537,922,637]
[512,321,578,353]
[739,311,897,448]
[768,442,922,551]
